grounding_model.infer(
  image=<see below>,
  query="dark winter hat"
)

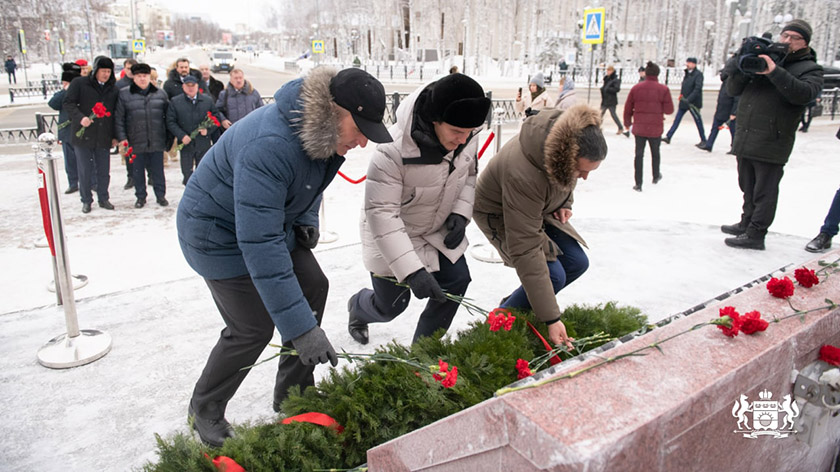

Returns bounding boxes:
[181,75,198,84]
[782,19,812,44]
[638,66,646,73]
[644,61,660,77]
[61,70,80,83]
[686,57,698,64]
[329,68,392,143]
[425,73,491,128]
[131,63,152,75]
[93,56,114,70]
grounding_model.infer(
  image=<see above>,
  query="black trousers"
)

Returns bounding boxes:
[190,246,328,419]
[600,105,623,130]
[349,252,471,343]
[74,146,111,204]
[736,157,785,239]
[181,148,206,185]
[634,136,661,187]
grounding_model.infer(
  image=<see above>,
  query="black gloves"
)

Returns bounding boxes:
[407,269,446,302]
[291,326,338,366]
[443,214,468,249]
[294,225,319,249]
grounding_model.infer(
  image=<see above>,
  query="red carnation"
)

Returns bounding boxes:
[766,276,795,299]
[794,268,819,288]
[819,345,840,367]
[515,358,533,379]
[440,366,458,388]
[92,102,110,118]
[740,311,769,335]
[431,359,458,387]
[716,306,741,337]
[487,308,515,332]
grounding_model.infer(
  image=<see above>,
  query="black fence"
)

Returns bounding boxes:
[9,83,63,102]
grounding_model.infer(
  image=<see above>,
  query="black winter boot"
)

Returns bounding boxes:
[724,233,765,250]
[805,233,832,253]
[347,293,369,345]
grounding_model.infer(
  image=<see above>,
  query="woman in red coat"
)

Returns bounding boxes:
[623,62,675,192]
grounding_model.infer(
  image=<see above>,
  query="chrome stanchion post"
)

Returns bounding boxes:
[318,197,339,244]
[34,133,111,369]
[471,109,504,264]
[493,106,504,155]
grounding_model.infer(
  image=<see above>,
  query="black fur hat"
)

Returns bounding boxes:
[424,74,491,128]
[61,62,81,83]
[131,63,152,75]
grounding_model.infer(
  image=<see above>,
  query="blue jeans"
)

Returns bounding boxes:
[666,107,706,142]
[705,118,736,150]
[500,226,589,310]
[820,187,840,236]
[74,146,111,204]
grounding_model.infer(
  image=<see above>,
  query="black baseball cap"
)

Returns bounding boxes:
[329,69,392,143]
[182,75,198,84]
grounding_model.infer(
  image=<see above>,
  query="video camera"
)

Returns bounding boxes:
[738,36,789,74]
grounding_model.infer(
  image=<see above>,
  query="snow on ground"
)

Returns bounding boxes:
[1,65,839,470]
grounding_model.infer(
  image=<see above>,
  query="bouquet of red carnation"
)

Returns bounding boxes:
[76,102,111,138]
[177,111,221,151]
[121,140,137,164]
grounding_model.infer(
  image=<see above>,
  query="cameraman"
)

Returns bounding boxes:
[721,19,823,250]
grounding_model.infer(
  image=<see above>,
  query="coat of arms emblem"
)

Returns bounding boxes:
[732,389,799,438]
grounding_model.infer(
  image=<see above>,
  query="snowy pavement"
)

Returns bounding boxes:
[1,111,838,470]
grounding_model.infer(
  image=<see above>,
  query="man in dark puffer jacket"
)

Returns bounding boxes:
[115,62,170,208]
[721,19,823,250]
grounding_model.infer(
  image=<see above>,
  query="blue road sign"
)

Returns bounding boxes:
[583,8,606,45]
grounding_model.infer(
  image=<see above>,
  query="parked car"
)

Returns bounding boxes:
[210,50,235,73]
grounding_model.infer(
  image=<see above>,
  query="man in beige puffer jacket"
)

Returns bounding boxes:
[347,73,491,345]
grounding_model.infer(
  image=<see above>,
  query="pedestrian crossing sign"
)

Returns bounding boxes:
[312,40,325,54]
[582,8,606,44]
[132,39,145,53]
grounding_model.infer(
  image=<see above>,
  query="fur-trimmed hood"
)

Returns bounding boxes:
[519,104,602,188]
[295,67,341,160]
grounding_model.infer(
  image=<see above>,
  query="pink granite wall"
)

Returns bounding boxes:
[367,250,840,471]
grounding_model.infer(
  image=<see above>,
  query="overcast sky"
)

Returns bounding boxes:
[167,1,269,30]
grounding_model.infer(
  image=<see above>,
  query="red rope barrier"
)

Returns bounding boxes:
[526,320,562,366]
[336,170,366,184]
[477,132,495,159]
[37,169,56,257]
[338,131,495,184]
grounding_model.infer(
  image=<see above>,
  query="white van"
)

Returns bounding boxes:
[210,50,235,73]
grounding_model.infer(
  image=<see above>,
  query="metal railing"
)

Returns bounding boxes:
[9,83,63,102]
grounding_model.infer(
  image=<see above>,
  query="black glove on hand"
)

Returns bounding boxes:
[291,326,338,366]
[443,214,468,249]
[407,269,446,302]
[294,225,319,249]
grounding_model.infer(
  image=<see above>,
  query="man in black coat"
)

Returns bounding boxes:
[698,67,739,153]
[721,19,823,250]
[663,57,705,146]
[115,62,171,208]
[167,75,221,185]
[198,64,225,101]
[600,65,628,136]
[163,57,202,99]
[63,55,119,213]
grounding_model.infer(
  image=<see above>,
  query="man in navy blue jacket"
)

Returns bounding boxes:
[177,68,392,447]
